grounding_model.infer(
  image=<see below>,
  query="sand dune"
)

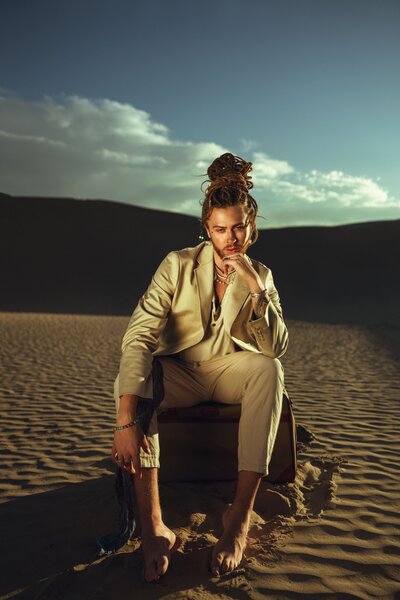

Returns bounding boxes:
[1,312,399,599]
[1,194,399,326]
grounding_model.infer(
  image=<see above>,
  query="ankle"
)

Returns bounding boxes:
[228,501,253,519]
[140,516,166,536]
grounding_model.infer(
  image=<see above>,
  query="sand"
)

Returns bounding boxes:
[0,312,399,599]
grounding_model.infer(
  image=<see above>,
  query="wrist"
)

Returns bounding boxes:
[248,279,264,294]
[117,409,138,425]
[116,411,137,423]
[114,417,141,432]
[118,395,138,414]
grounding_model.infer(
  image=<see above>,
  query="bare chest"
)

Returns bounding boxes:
[214,281,228,304]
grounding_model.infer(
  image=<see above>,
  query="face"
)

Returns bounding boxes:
[205,205,253,260]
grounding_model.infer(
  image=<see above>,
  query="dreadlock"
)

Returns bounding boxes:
[199,152,259,249]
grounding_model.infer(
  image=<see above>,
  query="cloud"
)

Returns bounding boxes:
[0,93,226,215]
[251,151,295,180]
[303,170,396,208]
[254,167,400,226]
[0,92,399,227]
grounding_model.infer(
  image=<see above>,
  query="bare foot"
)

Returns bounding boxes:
[141,524,177,582]
[210,504,251,576]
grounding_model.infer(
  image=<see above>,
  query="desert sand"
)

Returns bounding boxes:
[1,311,399,599]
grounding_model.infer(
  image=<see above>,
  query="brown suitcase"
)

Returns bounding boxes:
[157,392,297,483]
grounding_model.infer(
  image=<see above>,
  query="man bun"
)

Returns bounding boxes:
[206,152,254,191]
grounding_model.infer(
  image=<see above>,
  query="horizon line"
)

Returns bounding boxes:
[2,192,399,231]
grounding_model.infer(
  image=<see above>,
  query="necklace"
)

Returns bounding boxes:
[214,261,235,277]
[214,262,225,273]
[213,265,236,286]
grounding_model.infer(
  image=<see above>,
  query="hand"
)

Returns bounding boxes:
[111,423,150,478]
[222,253,264,292]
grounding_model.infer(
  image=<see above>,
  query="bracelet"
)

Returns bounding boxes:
[114,417,141,432]
[250,288,268,298]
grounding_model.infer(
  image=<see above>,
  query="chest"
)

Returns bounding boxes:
[214,280,228,304]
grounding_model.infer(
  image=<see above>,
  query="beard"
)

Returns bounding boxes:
[212,244,241,259]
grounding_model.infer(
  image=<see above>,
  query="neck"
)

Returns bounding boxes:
[213,250,233,275]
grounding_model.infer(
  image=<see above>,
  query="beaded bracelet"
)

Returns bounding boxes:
[114,417,141,432]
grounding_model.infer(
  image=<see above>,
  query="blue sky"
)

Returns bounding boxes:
[0,0,399,227]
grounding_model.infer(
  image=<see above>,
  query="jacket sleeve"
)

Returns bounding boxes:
[246,268,289,359]
[118,250,180,398]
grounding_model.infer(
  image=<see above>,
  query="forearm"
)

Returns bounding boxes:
[247,269,288,357]
[118,340,156,399]
[117,394,139,422]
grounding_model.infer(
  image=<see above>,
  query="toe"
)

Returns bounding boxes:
[220,557,230,574]
[210,551,224,576]
[145,554,169,581]
[157,554,169,577]
[210,565,220,577]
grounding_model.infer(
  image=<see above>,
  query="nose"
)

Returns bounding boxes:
[226,230,237,244]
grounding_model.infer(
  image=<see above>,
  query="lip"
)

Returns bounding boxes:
[225,246,240,252]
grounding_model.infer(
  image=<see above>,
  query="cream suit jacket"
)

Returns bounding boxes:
[115,240,289,400]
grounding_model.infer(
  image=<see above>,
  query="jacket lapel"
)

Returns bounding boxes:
[194,242,214,331]
[193,242,252,334]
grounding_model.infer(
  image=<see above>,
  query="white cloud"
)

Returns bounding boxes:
[0,128,67,147]
[302,170,396,208]
[0,93,227,213]
[0,92,399,227]
[251,151,295,181]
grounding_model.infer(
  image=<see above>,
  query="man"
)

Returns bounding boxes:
[111,153,289,582]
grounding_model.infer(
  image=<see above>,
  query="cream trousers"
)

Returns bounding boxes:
[114,351,285,476]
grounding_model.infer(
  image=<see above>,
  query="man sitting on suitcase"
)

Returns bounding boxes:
[111,152,289,582]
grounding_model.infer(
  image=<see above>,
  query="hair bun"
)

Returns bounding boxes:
[207,152,253,191]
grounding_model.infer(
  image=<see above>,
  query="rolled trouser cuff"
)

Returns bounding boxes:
[139,454,160,469]
[238,462,268,476]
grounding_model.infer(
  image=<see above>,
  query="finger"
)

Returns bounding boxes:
[117,453,129,469]
[141,435,150,454]
[132,456,142,478]
[111,443,120,464]
[130,459,143,478]
[123,460,135,475]
[119,453,133,471]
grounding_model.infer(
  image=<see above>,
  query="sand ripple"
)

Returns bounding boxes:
[0,313,399,599]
